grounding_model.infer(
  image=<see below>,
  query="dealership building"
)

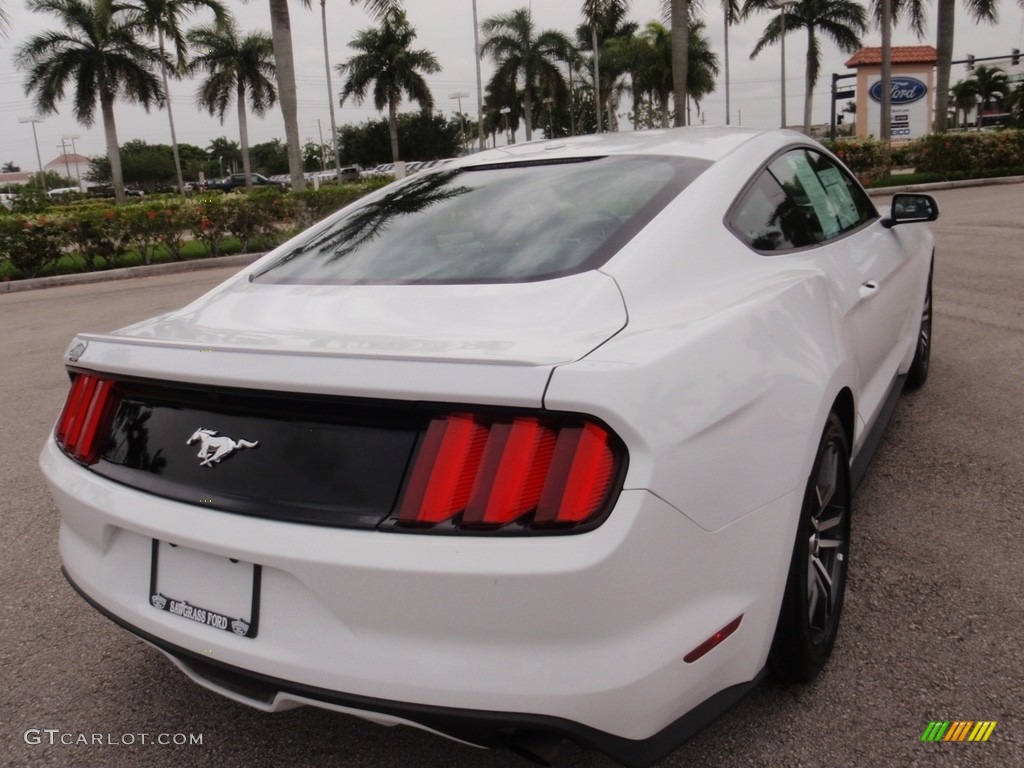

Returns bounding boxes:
[844,46,938,143]
[843,45,1024,141]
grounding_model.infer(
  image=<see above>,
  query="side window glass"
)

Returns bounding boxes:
[768,151,877,242]
[729,168,818,251]
[807,151,878,230]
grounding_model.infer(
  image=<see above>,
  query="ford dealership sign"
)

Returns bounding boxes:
[869,77,928,105]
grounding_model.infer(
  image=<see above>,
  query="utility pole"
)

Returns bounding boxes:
[18,116,46,189]
[58,139,72,179]
[63,135,81,183]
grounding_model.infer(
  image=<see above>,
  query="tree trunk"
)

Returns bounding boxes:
[158,30,186,195]
[591,24,602,132]
[523,87,533,142]
[238,82,252,189]
[388,98,400,163]
[933,0,954,132]
[269,0,306,190]
[100,93,125,205]
[803,28,814,133]
[670,0,689,126]
[880,0,892,159]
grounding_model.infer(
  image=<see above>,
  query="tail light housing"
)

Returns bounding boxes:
[392,412,625,533]
[55,373,119,465]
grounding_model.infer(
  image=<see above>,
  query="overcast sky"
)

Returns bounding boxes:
[1,0,1023,170]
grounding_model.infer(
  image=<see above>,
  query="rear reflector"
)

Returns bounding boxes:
[55,373,118,465]
[397,413,622,531]
[683,615,743,663]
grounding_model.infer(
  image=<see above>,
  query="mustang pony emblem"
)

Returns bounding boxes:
[186,428,259,467]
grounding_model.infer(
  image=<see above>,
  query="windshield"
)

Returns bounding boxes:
[253,155,710,285]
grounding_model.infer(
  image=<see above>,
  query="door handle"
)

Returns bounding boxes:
[859,280,879,298]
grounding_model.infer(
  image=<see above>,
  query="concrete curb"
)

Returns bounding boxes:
[866,174,1024,196]
[3,175,1022,294]
[0,252,263,295]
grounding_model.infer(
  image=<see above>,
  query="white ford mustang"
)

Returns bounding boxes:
[41,128,937,766]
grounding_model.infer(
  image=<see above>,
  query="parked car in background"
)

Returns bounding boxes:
[361,163,394,178]
[88,186,144,198]
[46,187,82,198]
[42,128,938,767]
[206,173,286,192]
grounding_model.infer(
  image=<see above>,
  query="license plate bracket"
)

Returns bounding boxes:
[149,540,261,639]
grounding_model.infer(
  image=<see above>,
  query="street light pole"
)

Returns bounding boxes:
[771,1,798,129]
[472,0,485,152]
[500,106,511,145]
[449,91,470,154]
[18,116,46,189]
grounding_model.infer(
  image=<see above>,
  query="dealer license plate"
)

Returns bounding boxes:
[148,540,261,639]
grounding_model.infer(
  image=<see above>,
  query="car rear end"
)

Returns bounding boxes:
[41,136,786,764]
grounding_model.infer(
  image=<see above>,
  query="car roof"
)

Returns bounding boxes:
[451,127,806,169]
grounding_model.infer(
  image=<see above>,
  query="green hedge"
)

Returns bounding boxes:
[823,130,1024,185]
[0,179,390,281]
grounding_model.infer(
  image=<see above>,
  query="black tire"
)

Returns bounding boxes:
[769,412,851,683]
[905,262,933,390]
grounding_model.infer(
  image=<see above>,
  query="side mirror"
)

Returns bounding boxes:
[882,193,939,228]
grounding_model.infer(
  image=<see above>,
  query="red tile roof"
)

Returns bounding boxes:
[845,46,938,67]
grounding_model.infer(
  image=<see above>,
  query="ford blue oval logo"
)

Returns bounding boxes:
[869,77,928,105]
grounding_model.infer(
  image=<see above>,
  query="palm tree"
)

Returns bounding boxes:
[970,64,1010,127]
[207,135,241,175]
[300,1,404,179]
[188,20,276,189]
[935,0,1001,132]
[267,0,303,190]
[337,8,440,165]
[606,19,718,130]
[580,1,631,132]
[636,20,674,127]
[482,78,521,145]
[577,6,636,132]
[745,0,867,134]
[125,0,228,194]
[668,0,690,126]
[685,21,721,120]
[875,0,998,132]
[949,78,979,129]
[721,0,740,124]
[17,0,169,203]
[481,7,573,142]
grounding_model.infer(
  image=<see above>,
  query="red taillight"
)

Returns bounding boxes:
[55,373,118,464]
[397,413,622,531]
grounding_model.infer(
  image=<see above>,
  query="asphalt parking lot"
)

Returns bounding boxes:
[2,182,1022,767]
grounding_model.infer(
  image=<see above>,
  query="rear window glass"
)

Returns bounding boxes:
[252,155,710,285]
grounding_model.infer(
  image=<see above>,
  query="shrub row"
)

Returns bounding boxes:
[0,179,390,280]
[823,130,1024,185]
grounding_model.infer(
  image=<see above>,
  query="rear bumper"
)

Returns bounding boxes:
[62,568,761,767]
[43,437,796,763]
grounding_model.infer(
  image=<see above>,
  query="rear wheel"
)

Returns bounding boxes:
[905,263,933,390]
[769,413,851,683]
